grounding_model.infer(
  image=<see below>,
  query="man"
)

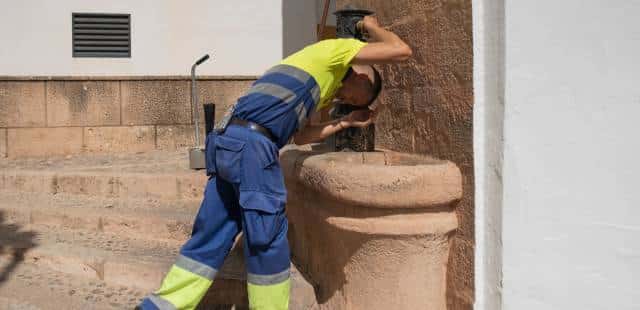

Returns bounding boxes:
[139,16,411,310]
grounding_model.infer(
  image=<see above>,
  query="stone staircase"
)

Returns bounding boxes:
[0,151,317,309]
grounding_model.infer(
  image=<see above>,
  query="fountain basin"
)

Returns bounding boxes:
[280,144,463,310]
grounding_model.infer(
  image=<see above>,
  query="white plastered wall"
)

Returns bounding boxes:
[473,0,504,309]
[0,0,284,76]
[475,1,640,309]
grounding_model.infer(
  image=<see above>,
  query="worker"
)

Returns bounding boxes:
[138,15,411,310]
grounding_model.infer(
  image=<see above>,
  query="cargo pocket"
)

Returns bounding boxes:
[214,135,245,183]
[257,147,287,196]
[239,190,286,249]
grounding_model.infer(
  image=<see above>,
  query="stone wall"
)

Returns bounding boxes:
[335,1,474,309]
[0,77,255,158]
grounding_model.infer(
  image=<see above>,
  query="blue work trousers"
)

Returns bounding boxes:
[140,124,290,310]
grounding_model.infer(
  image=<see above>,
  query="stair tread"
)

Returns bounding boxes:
[0,151,209,202]
[0,151,195,174]
[0,260,145,310]
[0,191,198,242]
[0,222,246,291]
[0,152,322,308]
[0,191,199,216]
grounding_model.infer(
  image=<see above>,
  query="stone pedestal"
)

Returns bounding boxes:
[280,145,462,310]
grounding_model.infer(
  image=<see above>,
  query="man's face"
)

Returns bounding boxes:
[334,71,373,107]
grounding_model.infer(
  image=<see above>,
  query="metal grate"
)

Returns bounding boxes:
[72,13,131,58]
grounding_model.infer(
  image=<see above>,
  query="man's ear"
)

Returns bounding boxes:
[355,72,370,82]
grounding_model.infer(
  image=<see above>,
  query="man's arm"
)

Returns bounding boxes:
[351,16,413,64]
[293,109,376,145]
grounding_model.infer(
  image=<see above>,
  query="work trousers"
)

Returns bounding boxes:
[140,125,290,310]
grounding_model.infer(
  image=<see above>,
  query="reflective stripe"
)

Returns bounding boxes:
[310,84,320,107]
[295,100,309,129]
[174,254,217,280]
[260,65,317,130]
[266,64,311,85]
[265,64,320,107]
[148,294,177,310]
[214,104,235,131]
[247,83,297,104]
[247,269,290,286]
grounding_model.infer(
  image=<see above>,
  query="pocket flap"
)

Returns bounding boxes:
[215,135,245,152]
[239,190,286,214]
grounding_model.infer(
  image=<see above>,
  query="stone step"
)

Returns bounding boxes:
[0,191,199,243]
[0,152,318,308]
[0,203,317,309]
[0,220,317,309]
[0,170,206,202]
[0,222,247,304]
[0,151,208,201]
[0,254,316,310]
[0,259,147,310]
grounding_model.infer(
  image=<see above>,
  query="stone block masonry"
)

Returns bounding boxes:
[46,81,121,127]
[0,128,6,157]
[121,80,192,125]
[336,1,474,309]
[0,81,46,127]
[8,127,83,158]
[83,126,155,154]
[0,77,255,158]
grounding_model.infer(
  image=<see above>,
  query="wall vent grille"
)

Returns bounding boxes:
[72,13,131,58]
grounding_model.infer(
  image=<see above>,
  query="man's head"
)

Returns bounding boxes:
[335,65,382,107]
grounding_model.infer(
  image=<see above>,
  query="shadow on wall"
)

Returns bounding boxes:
[282,0,318,58]
[0,210,38,287]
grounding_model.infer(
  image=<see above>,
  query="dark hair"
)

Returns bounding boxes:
[368,66,382,106]
[342,67,354,82]
[342,66,383,106]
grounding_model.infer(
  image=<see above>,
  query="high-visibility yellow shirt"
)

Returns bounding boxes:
[280,38,367,110]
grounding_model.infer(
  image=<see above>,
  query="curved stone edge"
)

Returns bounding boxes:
[326,211,458,236]
[280,146,463,209]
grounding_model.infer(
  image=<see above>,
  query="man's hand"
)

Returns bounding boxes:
[292,108,377,145]
[361,15,380,33]
[340,108,377,129]
[357,16,380,36]
[352,15,412,65]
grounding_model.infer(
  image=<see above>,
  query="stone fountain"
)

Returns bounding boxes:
[280,144,462,309]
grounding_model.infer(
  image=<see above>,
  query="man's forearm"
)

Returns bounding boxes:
[293,118,347,145]
[366,23,406,47]
[352,17,412,64]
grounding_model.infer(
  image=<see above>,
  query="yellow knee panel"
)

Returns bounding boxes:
[247,278,291,310]
[154,265,213,310]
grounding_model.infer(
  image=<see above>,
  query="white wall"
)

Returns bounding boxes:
[473,0,504,309]
[501,1,640,309]
[0,0,284,76]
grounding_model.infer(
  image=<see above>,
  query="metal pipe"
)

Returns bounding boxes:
[332,6,375,152]
[191,54,210,146]
[318,0,331,41]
